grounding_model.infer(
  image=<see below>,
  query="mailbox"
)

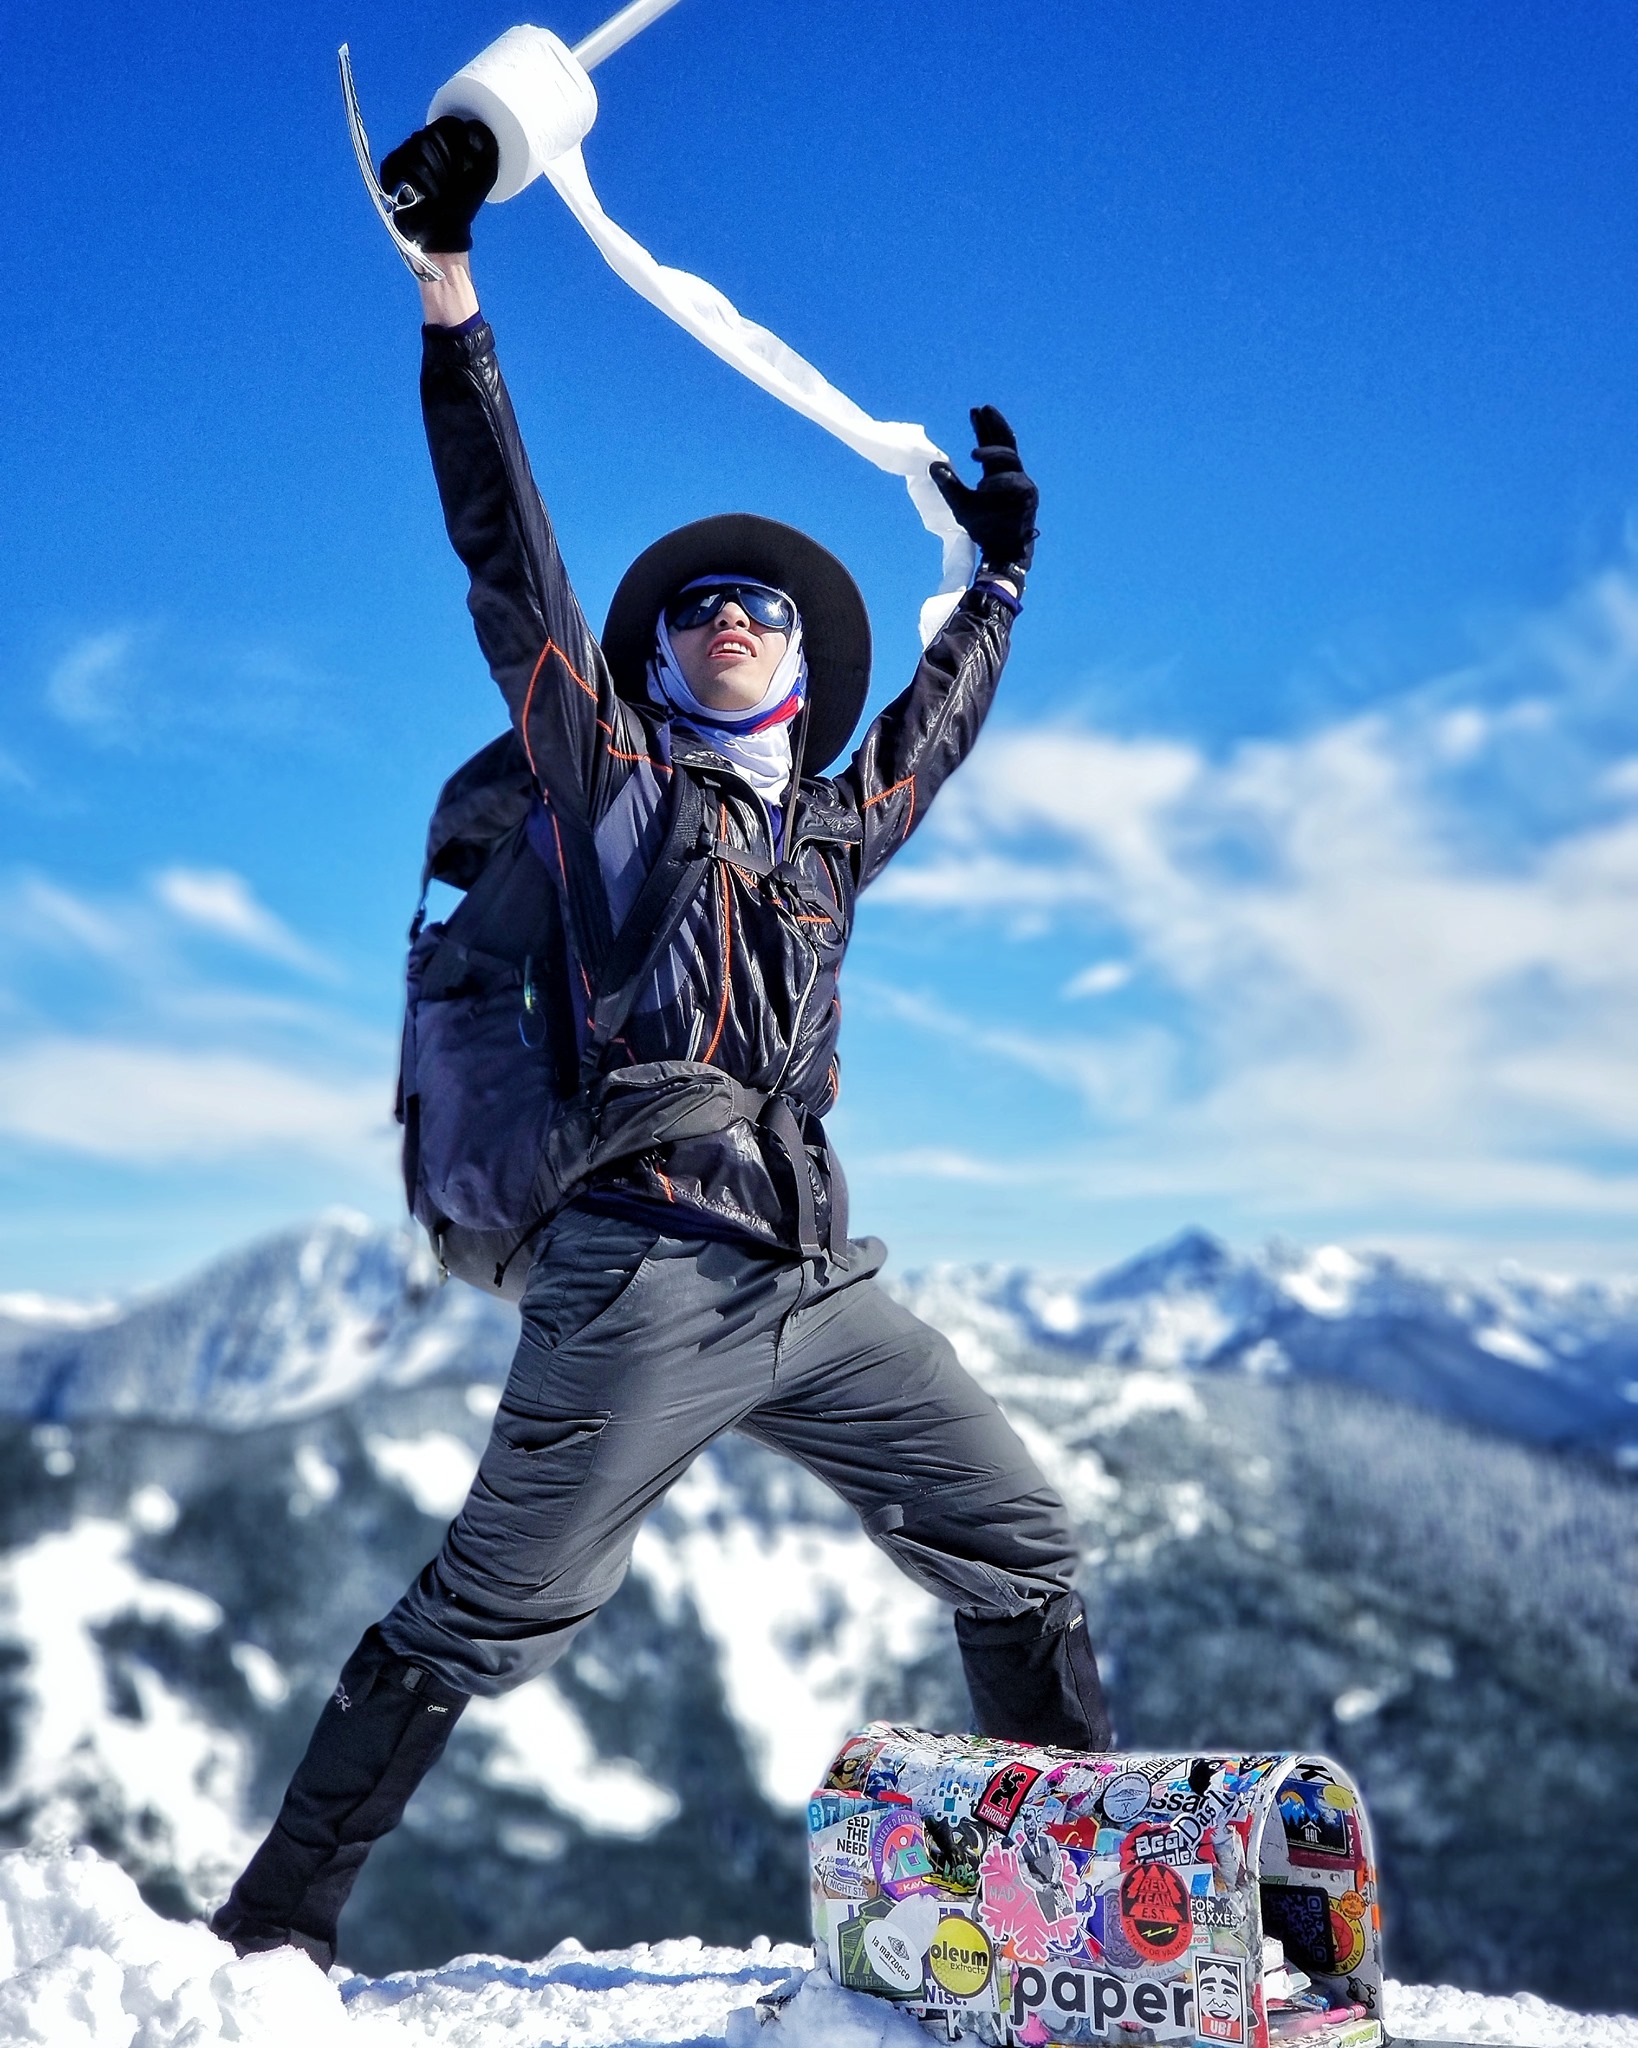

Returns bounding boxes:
[808,1725,1384,2048]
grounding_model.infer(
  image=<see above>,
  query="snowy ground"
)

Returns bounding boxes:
[2,1849,1633,2048]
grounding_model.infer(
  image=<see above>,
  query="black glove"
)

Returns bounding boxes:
[929,406,1038,576]
[379,116,499,254]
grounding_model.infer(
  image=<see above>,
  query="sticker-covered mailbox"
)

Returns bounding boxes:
[808,1725,1385,2048]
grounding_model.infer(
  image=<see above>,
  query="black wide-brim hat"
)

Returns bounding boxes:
[602,514,872,773]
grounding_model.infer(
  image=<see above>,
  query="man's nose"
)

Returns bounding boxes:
[716,601,753,630]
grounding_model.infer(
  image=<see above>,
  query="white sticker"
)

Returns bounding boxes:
[864,1919,924,1992]
[1101,1770,1152,1825]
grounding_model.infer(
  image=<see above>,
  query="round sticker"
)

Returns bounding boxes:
[926,1915,994,1999]
[1339,1890,1366,1922]
[1100,1770,1151,1826]
[1321,1784,1356,1812]
[1329,1905,1366,1973]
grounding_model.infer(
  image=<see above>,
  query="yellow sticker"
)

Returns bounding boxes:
[1321,1784,1356,1812]
[927,1915,994,1999]
[1339,1891,1366,1921]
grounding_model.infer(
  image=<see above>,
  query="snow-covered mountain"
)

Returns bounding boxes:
[5,1218,1633,1460]
[892,1230,1638,1468]
[1,1217,1634,2012]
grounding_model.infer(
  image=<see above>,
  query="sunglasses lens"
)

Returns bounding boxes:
[665,583,796,634]
[740,587,796,631]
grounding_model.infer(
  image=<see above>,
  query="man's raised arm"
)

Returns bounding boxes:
[840,408,1035,889]
[383,119,639,817]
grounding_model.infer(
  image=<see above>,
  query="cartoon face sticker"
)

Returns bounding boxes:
[1195,1955,1248,2043]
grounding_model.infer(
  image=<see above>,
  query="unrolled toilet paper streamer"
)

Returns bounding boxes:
[428,25,978,646]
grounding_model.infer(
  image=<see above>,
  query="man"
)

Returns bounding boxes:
[212,117,1110,1970]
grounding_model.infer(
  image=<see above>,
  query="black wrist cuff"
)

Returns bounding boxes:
[975,563,1027,613]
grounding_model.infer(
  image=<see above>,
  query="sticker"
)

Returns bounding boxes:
[863,1918,926,1993]
[975,1842,1083,1963]
[1260,1883,1337,1976]
[827,1734,882,1793]
[927,1913,994,1998]
[1191,1893,1242,1929]
[1040,1762,1103,1809]
[1099,1770,1152,1826]
[1338,1890,1366,1922]
[872,1814,939,1899]
[838,1900,914,1998]
[924,1812,988,1896]
[975,1761,1042,1829]
[1010,1963,1198,2038]
[1195,1953,1249,2044]
[813,1850,873,1900]
[1121,1821,1196,1869]
[1277,1782,1356,1867]
[1329,1903,1367,1973]
[1116,1857,1193,1964]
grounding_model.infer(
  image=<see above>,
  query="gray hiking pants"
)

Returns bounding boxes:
[379,1205,1081,1699]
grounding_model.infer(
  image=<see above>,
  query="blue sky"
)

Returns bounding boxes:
[5,0,1638,1295]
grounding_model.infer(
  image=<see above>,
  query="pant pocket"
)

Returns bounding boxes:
[447,1409,611,1591]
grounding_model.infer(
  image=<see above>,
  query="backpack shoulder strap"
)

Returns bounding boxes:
[578,769,713,1085]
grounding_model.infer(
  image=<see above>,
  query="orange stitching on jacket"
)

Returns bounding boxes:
[521,638,600,777]
[862,774,915,814]
[655,1167,676,1203]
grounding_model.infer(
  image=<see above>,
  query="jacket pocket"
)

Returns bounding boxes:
[450,1410,611,1591]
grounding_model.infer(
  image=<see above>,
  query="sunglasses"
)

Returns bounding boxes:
[664,581,798,635]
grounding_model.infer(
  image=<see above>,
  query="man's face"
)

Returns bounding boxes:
[666,587,792,712]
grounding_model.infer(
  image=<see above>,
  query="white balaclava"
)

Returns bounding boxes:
[647,585,806,805]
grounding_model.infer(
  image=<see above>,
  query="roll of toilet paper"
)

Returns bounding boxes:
[425,20,978,641]
[429,25,597,202]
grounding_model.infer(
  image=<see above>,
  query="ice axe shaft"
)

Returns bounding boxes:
[573,0,689,72]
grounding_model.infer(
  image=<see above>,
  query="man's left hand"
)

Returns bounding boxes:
[929,407,1039,576]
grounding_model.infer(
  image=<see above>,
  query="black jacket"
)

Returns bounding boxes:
[420,318,1016,1253]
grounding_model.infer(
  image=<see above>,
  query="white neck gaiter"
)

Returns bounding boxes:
[647,612,806,806]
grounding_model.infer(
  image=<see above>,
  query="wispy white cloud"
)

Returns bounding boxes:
[0,867,388,1179]
[39,626,344,753]
[45,629,141,730]
[152,868,337,980]
[870,549,1638,1233]
[1063,961,1132,999]
[0,1039,393,1167]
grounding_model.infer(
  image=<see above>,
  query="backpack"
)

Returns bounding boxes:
[397,732,773,1299]
[396,731,572,1299]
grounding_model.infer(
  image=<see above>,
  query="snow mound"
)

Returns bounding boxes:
[2,1847,1633,2048]
[0,1846,350,2046]
[1385,1980,1638,2048]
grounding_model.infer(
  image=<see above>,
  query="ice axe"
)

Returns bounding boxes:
[338,7,978,642]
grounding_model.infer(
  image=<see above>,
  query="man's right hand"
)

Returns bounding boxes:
[380,117,499,255]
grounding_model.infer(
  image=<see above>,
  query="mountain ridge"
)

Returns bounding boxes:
[4,1216,1629,1464]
